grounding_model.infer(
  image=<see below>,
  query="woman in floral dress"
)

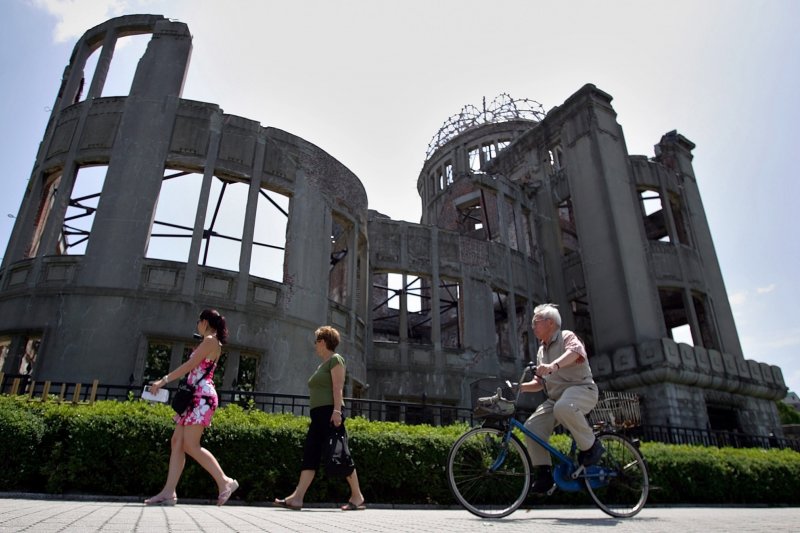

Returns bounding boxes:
[144,309,239,506]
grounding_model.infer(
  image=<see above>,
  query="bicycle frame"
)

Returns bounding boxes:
[491,417,602,493]
[487,364,615,493]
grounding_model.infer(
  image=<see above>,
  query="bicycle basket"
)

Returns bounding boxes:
[473,388,515,419]
[588,391,641,429]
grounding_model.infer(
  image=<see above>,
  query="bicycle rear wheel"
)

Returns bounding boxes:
[446,426,531,518]
[583,432,649,518]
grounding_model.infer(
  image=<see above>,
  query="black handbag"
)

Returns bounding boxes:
[170,365,213,414]
[325,423,355,477]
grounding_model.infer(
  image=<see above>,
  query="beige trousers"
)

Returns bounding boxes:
[523,384,598,466]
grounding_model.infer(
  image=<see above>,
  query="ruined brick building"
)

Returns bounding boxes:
[0,15,787,437]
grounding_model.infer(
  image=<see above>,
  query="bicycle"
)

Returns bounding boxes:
[446,363,649,519]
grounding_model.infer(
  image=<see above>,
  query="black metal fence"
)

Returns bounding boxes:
[638,424,800,452]
[2,374,798,452]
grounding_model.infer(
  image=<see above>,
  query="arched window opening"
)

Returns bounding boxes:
[62,165,107,255]
[147,169,202,262]
[250,188,289,282]
[100,34,151,97]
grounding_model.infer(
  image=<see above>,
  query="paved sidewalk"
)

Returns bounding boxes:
[0,496,798,532]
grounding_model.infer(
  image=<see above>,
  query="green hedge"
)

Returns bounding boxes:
[0,395,798,505]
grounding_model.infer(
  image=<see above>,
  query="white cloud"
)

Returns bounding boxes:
[31,0,130,42]
[729,290,747,307]
[757,284,776,294]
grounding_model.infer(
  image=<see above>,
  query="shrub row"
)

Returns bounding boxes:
[1,395,798,505]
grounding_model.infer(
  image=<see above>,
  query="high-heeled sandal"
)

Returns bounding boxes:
[144,495,177,506]
[217,479,239,506]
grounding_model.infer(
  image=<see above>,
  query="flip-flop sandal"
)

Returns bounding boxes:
[273,498,302,510]
[341,501,366,511]
[217,479,239,506]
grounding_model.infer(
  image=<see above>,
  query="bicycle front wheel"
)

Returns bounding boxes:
[584,432,649,518]
[446,426,531,518]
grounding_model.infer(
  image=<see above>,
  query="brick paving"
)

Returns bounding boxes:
[0,495,798,532]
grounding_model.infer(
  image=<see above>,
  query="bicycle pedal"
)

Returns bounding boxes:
[546,484,557,496]
[570,465,586,480]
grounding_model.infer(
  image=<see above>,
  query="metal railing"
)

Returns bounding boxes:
[639,424,800,452]
[2,374,798,451]
[0,374,477,425]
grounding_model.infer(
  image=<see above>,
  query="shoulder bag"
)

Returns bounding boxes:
[325,423,356,477]
[171,364,214,415]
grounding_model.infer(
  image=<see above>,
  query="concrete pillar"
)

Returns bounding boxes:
[77,22,192,289]
[430,228,442,352]
[86,31,117,99]
[236,137,266,304]
[559,85,662,350]
[183,112,222,296]
[656,132,743,358]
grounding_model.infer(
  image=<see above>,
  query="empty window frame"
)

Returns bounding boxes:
[493,289,512,358]
[250,188,289,282]
[61,165,107,255]
[0,337,9,372]
[706,403,740,432]
[372,272,428,343]
[445,162,454,186]
[497,139,511,152]
[407,275,433,345]
[235,352,260,392]
[147,170,203,262]
[73,48,100,104]
[658,288,694,345]
[692,291,720,351]
[99,34,151,97]
[329,215,352,305]
[516,298,531,363]
[148,170,288,280]
[639,188,670,242]
[468,147,481,172]
[557,197,579,255]
[372,273,460,347]
[144,342,173,385]
[28,173,62,258]
[481,143,497,165]
[18,335,41,375]
[456,193,490,239]
[570,297,594,357]
[668,192,691,246]
[495,291,528,360]
[505,197,519,251]
[548,145,564,171]
[355,234,368,318]
[199,177,248,272]
[432,161,455,192]
[440,278,462,349]
[520,208,534,257]
[372,271,401,342]
[639,188,692,246]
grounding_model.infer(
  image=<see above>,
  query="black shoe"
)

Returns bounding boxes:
[578,439,605,466]
[529,466,553,494]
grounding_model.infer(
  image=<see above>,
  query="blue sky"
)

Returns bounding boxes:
[1,0,798,396]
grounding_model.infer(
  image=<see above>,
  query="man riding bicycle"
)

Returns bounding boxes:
[519,303,604,494]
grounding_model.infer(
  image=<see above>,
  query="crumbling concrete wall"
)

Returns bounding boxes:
[0,15,368,397]
[0,16,786,438]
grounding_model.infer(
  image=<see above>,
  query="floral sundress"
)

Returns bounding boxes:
[173,358,218,427]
